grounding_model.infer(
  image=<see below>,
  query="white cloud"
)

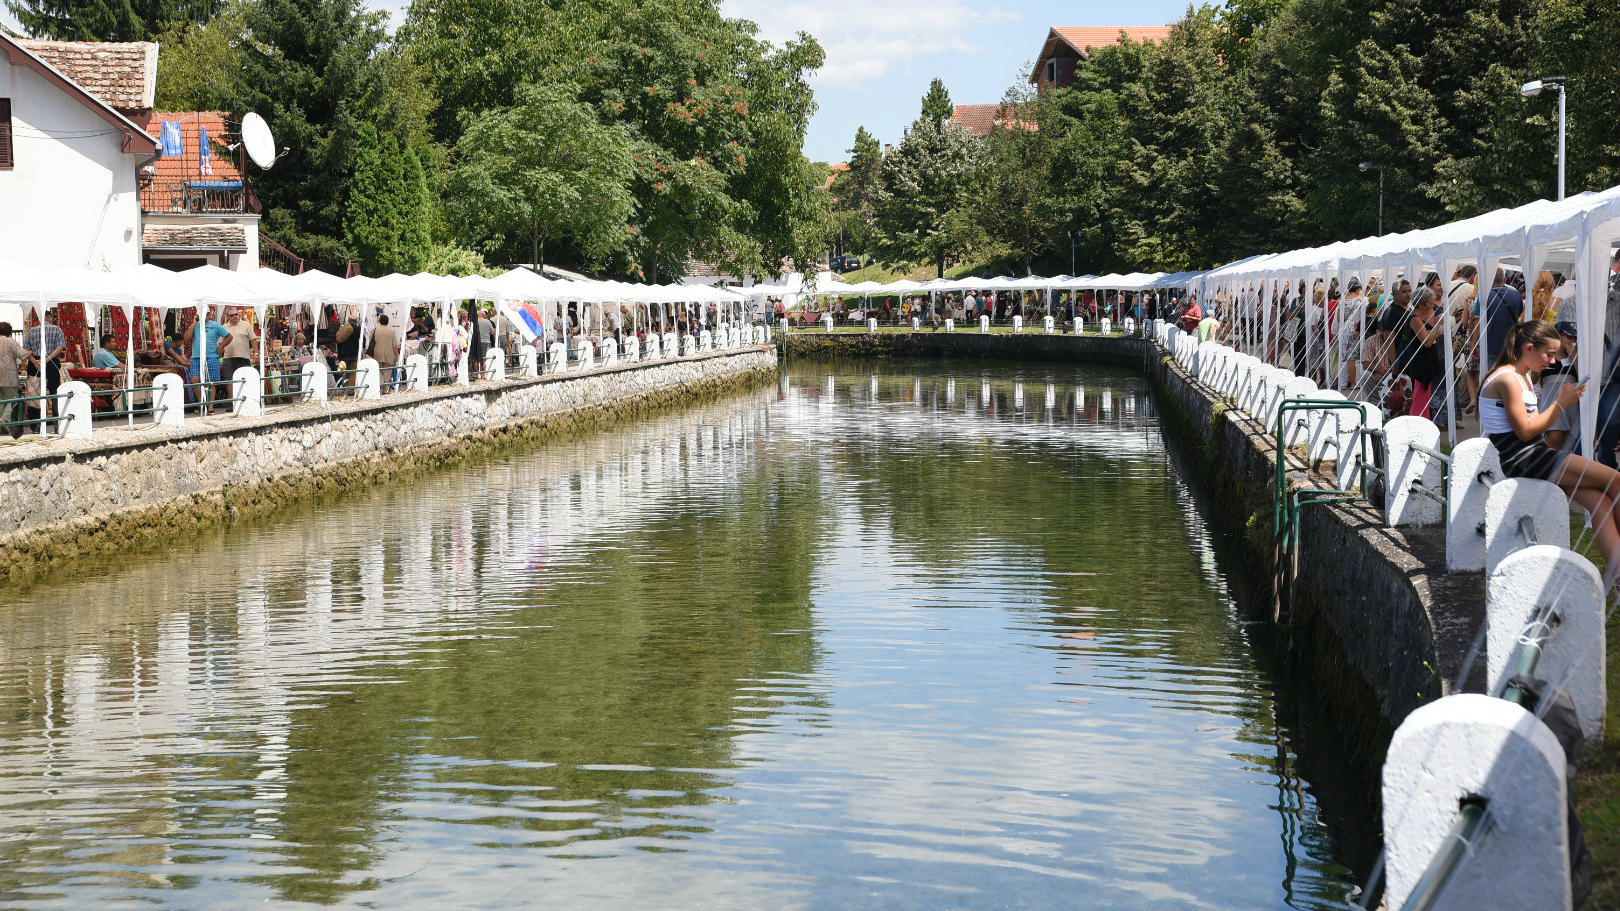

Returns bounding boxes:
[723,0,1019,87]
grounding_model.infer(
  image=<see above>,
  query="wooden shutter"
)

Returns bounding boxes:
[0,99,12,169]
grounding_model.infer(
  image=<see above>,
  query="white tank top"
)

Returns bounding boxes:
[1481,368,1537,435]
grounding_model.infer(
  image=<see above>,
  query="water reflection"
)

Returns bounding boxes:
[0,360,1354,910]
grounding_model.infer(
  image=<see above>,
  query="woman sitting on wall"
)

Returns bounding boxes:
[1482,320,1620,579]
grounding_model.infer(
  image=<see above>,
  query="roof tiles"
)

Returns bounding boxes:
[18,39,157,112]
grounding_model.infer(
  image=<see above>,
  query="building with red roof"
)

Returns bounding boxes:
[1031,26,1174,94]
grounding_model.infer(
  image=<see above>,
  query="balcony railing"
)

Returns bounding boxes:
[143,179,257,215]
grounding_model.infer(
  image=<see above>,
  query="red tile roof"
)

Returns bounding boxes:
[1052,26,1173,54]
[950,104,1034,138]
[139,112,249,212]
[823,161,849,189]
[17,39,157,112]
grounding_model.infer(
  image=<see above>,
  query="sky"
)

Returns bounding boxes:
[721,0,1197,163]
[4,0,1198,163]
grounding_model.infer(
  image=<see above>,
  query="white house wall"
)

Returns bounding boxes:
[0,59,143,272]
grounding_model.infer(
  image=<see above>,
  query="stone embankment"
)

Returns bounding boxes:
[0,345,776,581]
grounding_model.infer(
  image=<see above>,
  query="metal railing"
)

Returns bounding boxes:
[1405,441,1452,508]
[0,391,73,436]
[143,178,253,215]
[181,380,246,413]
[1401,798,1489,911]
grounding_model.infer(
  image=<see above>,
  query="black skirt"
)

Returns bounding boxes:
[1489,432,1566,481]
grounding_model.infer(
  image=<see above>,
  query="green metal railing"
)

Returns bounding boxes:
[181,380,247,413]
[1400,798,1489,911]
[0,391,72,434]
[1271,398,1375,622]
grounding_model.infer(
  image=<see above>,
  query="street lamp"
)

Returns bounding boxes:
[1359,161,1384,235]
[1520,76,1567,200]
[1066,229,1077,276]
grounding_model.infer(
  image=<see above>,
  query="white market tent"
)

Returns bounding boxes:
[1195,184,1620,453]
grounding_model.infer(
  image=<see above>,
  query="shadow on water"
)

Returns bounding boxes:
[0,356,1372,910]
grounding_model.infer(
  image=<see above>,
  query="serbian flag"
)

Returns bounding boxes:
[519,303,545,337]
[198,125,213,175]
[160,120,183,156]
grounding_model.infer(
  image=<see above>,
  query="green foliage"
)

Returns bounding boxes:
[919,77,953,128]
[6,0,218,40]
[447,82,635,270]
[405,0,829,280]
[873,119,985,276]
[422,243,493,276]
[831,126,883,253]
[968,87,1062,275]
[343,125,433,275]
[151,3,243,110]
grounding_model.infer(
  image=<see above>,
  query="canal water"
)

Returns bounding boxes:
[0,360,1360,910]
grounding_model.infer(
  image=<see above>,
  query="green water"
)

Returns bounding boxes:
[0,360,1358,909]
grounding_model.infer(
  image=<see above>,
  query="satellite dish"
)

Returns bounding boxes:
[241,112,277,169]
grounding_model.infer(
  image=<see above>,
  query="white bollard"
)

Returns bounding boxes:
[681,335,695,356]
[912,316,920,331]
[662,332,677,356]
[456,348,470,385]
[1484,478,1571,578]
[945,318,955,333]
[868,317,878,334]
[58,380,93,440]
[574,337,594,368]
[645,334,661,359]
[548,341,568,373]
[152,373,185,427]
[1383,415,1444,526]
[625,337,640,362]
[1487,545,1606,745]
[356,358,381,399]
[301,361,329,404]
[1124,317,1136,335]
[1012,315,1023,333]
[519,344,539,376]
[1304,389,1347,463]
[1335,402,1382,494]
[1382,693,1569,911]
[405,353,430,391]
[232,365,263,417]
[1447,438,1504,572]
[600,338,618,367]
[699,329,713,351]
[1274,376,1318,447]
[1073,318,1083,335]
[823,313,834,333]
[486,352,505,381]
[979,315,990,333]
[1101,317,1112,334]
[1044,316,1055,334]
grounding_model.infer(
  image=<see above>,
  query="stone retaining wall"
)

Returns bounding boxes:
[783,329,1148,366]
[0,346,777,580]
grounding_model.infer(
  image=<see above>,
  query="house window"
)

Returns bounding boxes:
[1045,60,1057,85]
[0,99,12,169]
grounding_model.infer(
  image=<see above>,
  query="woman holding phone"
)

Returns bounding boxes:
[1483,320,1620,576]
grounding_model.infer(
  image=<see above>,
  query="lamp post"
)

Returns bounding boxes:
[1520,76,1567,200]
[1066,229,1076,276]
[1359,161,1384,235]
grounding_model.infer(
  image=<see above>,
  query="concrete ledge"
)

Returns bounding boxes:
[0,346,777,583]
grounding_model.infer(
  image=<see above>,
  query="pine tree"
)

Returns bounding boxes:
[5,0,218,41]
[874,119,985,276]
[400,146,432,273]
[919,78,954,128]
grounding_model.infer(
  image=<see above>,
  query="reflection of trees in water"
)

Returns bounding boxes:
[779,360,1356,904]
[0,387,831,905]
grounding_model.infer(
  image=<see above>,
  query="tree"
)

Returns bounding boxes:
[972,88,1062,275]
[5,0,219,41]
[831,126,884,253]
[404,0,828,281]
[223,0,413,263]
[153,2,243,111]
[919,77,953,128]
[448,82,636,270]
[343,126,432,274]
[874,119,985,276]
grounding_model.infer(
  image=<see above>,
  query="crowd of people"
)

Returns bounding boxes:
[1,296,742,438]
[793,287,1200,327]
